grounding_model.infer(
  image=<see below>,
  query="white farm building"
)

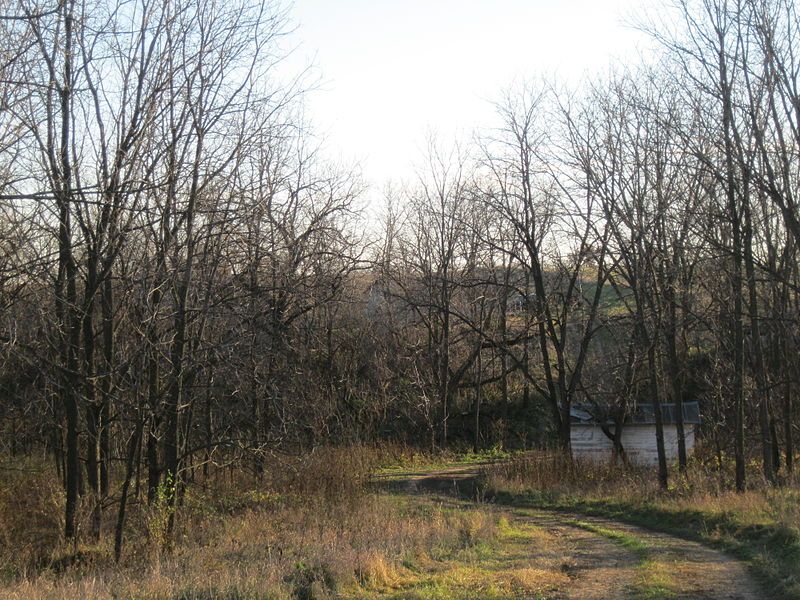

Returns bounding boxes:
[570,402,701,466]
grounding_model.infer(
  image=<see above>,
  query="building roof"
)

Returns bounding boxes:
[570,402,701,426]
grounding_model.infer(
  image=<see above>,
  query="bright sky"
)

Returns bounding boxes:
[284,0,652,199]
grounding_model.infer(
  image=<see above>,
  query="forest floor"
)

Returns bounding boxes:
[365,464,764,600]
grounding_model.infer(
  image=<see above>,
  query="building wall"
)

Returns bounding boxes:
[570,424,696,466]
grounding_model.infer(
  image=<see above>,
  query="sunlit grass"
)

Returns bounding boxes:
[346,502,567,600]
[373,446,516,480]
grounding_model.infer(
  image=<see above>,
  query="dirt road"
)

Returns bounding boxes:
[372,466,764,600]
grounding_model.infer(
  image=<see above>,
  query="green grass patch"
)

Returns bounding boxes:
[567,520,649,556]
[633,560,680,600]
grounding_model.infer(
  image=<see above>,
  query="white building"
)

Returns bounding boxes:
[570,402,701,466]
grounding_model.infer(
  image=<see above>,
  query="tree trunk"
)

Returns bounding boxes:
[83,263,102,540]
[785,379,794,474]
[663,290,687,472]
[114,417,143,562]
[100,273,114,496]
[473,341,482,454]
[648,336,669,490]
[147,415,160,504]
[56,0,81,539]
[743,193,775,484]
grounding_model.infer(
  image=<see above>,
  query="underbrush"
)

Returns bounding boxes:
[484,450,800,600]
[0,458,65,580]
[0,446,497,599]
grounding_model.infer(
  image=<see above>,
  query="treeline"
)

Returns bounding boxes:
[0,0,798,555]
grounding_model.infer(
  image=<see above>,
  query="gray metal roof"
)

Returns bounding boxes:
[570,402,701,425]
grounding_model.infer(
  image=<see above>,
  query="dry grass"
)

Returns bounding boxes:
[0,446,501,599]
[342,509,570,600]
[484,449,800,534]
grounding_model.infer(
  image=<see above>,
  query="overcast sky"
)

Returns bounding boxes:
[283,0,652,195]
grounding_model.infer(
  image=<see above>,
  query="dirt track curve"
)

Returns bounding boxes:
[372,465,764,600]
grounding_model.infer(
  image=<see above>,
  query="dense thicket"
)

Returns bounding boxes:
[0,0,798,554]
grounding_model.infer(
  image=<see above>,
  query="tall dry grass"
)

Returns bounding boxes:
[0,446,496,599]
[483,449,800,542]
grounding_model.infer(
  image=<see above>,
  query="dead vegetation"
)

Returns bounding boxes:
[484,449,800,531]
[0,447,501,599]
